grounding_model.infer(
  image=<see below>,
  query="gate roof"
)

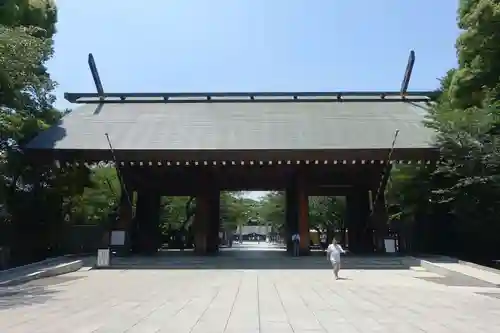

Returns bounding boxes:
[26,92,438,163]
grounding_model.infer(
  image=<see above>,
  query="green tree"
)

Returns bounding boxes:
[156,192,254,236]
[0,0,57,37]
[449,0,500,109]
[256,193,346,241]
[258,191,285,232]
[308,196,345,232]
[220,192,257,231]
[159,196,195,233]
[0,0,66,264]
[388,0,500,260]
[73,167,120,225]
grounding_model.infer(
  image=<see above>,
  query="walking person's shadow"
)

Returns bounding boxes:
[335,277,350,280]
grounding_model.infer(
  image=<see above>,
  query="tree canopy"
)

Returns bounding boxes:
[255,192,345,237]
[0,0,65,265]
[386,0,500,261]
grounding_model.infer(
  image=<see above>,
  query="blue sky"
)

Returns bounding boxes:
[49,0,459,110]
[48,0,460,199]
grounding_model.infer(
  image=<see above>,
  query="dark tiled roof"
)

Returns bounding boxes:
[26,98,436,152]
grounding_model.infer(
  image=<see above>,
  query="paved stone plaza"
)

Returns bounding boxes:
[1,244,500,332]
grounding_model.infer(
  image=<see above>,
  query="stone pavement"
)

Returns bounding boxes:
[1,248,500,332]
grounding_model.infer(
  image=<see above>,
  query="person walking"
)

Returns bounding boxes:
[320,233,327,250]
[291,232,300,257]
[326,238,346,279]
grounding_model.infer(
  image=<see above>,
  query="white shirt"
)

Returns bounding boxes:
[292,233,300,241]
[327,244,345,263]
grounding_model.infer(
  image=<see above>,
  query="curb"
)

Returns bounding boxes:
[404,257,456,277]
[449,257,500,276]
[403,256,500,285]
[0,260,83,287]
[0,256,68,275]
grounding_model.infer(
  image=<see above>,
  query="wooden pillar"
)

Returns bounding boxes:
[297,175,310,255]
[285,172,309,256]
[372,191,389,252]
[285,180,298,253]
[346,192,359,253]
[346,189,372,253]
[135,190,161,255]
[116,185,133,230]
[371,164,392,252]
[193,193,209,254]
[109,181,133,254]
[206,190,220,254]
[193,171,220,255]
[149,192,162,254]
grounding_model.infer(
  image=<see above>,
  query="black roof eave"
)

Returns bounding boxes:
[64,90,437,104]
[24,147,439,164]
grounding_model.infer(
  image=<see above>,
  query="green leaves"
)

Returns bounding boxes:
[0,25,55,111]
[220,193,258,231]
[385,0,500,258]
[159,196,195,231]
[0,1,65,263]
[0,1,57,37]
[452,0,500,109]
[256,192,345,233]
[308,196,345,231]
[257,191,285,231]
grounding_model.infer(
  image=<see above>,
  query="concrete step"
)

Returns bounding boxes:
[0,257,84,287]
[407,256,500,286]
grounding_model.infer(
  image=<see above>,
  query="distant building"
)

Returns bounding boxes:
[236,225,272,236]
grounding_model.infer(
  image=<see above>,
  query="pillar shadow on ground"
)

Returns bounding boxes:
[105,242,413,270]
[0,276,81,310]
